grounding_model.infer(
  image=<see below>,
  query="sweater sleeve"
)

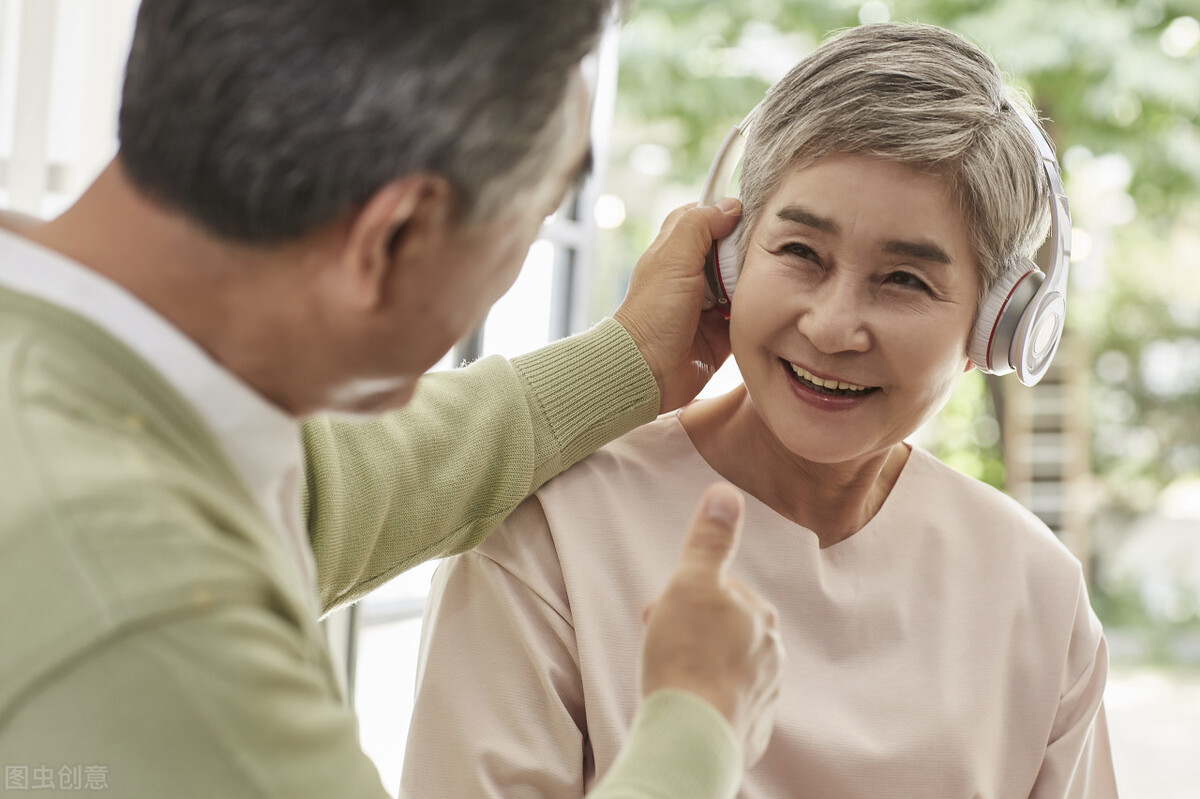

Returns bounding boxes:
[589,691,742,799]
[302,317,659,613]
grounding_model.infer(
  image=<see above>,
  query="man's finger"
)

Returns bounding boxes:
[644,199,742,277]
[675,483,745,583]
[645,203,696,249]
[690,197,743,241]
[731,580,779,630]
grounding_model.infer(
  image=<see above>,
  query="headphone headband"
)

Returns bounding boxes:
[1019,114,1071,290]
[699,104,760,314]
[1008,113,1071,385]
[698,104,761,208]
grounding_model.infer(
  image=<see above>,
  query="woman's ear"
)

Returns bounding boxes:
[336,174,454,311]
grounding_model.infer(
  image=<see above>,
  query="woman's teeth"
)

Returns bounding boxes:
[789,363,872,394]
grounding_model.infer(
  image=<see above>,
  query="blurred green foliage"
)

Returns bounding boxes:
[616,0,1200,210]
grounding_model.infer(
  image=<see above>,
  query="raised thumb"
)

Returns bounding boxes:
[676,483,744,582]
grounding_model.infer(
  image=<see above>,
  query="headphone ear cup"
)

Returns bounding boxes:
[714,220,742,301]
[968,259,1044,375]
[703,219,742,318]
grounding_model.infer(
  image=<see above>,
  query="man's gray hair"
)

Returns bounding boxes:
[738,23,1052,301]
[118,0,615,242]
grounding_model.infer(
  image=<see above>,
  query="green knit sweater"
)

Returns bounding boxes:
[0,285,740,798]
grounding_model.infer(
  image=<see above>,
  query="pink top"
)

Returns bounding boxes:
[403,413,1117,798]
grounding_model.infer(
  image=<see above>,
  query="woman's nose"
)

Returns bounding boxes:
[795,279,871,354]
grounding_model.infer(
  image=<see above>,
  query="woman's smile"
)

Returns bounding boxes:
[780,358,880,410]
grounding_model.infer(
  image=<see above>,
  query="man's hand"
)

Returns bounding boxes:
[613,199,742,413]
[640,483,784,767]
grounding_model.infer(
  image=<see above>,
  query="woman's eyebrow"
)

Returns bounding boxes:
[883,240,952,265]
[775,205,953,265]
[776,205,839,234]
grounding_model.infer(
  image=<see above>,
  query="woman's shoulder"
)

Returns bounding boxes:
[904,446,1041,523]
[544,413,703,491]
[529,413,710,559]
[901,445,1083,573]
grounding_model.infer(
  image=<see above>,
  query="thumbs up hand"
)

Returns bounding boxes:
[640,483,785,767]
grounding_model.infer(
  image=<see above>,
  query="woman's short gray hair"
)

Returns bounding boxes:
[738,23,1053,301]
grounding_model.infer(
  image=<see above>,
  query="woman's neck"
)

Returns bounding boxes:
[679,386,910,548]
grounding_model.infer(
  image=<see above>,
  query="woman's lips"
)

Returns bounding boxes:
[781,359,879,409]
[786,362,875,393]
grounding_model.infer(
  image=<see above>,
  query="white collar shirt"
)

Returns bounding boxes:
[0,228,318,600]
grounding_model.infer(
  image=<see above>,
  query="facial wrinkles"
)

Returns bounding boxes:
[780,248,910,349]
[797,261,872,356]
[754,249,973,400]
[783,223,971,322]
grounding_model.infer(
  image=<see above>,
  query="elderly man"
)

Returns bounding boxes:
[0,1,782,798]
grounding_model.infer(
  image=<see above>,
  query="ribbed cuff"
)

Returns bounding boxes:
[513,318,659,488]
[591,690,742,799]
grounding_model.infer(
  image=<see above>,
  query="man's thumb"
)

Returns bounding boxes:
[677,483,744,581]
[674,200,742,268]
[703,197,743,242]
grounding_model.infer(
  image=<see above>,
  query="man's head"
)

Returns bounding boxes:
[114,0,609,414]
[737,22,1051,304]
[119,0,609,241]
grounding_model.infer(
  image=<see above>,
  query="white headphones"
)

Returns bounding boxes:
[699,103,1071,387]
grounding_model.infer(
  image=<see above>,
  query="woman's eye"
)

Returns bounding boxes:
[887,271,932,292]
[778,242,818,261]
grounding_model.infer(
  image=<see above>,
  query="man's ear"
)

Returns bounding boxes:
[337,174,455,310]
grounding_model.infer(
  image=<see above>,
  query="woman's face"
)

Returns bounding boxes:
[730,152,981,466]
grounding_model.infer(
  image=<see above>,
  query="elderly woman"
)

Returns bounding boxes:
[402,23,1116,798]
